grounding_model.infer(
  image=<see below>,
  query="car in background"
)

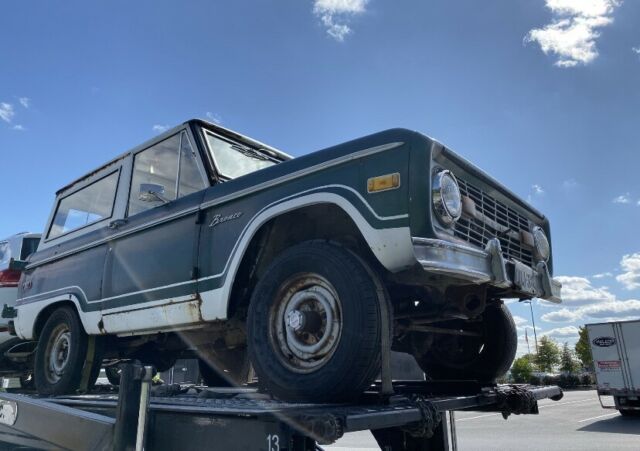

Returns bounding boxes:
[0,232,41,379]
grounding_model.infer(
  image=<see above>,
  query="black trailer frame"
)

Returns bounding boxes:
[0,363,563,451]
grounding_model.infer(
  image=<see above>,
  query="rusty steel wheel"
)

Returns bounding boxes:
[271,273,343,373]
[248,240,384,402]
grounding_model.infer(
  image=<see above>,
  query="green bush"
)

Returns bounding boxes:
[581,374,595,386]
[558,374,580,388]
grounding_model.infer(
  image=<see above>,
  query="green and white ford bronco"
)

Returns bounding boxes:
[9,119,562,400]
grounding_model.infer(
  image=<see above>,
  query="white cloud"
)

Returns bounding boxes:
[554,275,615,305]
[613,193,631,204]
[18,97,30,109]
[593,272,613,279]
[541,308,581,323]
[542,325,580,339]
[12,124,25,131]
[562,178,578,189]
[512,315,529,327]
[525,0,621,67]
[0,102,15,123]
[205,112,222,124]
[313,0,369,41]
[527,184,545,203]
[616,253,640,290]
[541,271,640,324]
[152,124,170,133]
[632,47,640,55]
[541,300,640,324]
[579,299,640,320]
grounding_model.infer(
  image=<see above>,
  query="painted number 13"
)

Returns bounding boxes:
[266,434,280,451]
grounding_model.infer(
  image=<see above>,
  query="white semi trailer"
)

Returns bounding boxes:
[587,319,640,416]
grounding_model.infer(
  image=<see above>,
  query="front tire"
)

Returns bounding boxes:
[413,302,517,382]
[248,241,383,402]
[34,306,93,395]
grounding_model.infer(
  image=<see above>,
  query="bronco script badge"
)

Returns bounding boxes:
[209,211,243,227]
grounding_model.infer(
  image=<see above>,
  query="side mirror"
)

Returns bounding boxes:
[139,183,168,203]
[8,258,28,271]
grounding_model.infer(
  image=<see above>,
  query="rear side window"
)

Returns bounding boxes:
[0,242,9,270]
[20,237,40,259]
[48,171,119,239]
[128,132,206,217]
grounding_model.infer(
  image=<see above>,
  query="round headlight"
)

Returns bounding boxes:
[532,226,550,262]
[432,169,462,226]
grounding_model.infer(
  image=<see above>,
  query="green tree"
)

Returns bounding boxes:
[511,356,534,383]
[560,342,579,374]
[575,326,593,370]
[535,336,561,372]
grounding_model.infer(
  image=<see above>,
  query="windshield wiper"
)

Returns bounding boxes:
[231,144,270,161]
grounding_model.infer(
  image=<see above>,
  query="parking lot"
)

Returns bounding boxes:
[327,390,640,450]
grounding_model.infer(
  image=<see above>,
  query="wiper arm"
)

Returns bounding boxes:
[231,144,270,161]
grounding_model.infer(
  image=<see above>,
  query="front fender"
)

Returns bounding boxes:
[198,190,415,322]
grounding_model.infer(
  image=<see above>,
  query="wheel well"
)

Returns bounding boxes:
[227,203,381,319]
[33,301,78,340]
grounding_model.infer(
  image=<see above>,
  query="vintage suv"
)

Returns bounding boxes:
[9,120,562,399]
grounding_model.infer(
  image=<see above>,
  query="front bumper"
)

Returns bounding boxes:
[412,237,562,303]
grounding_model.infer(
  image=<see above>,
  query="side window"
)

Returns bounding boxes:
[128,132,206,217]
[178,133,206,197]
[48,171,119,239]
[20,237,40,260]
[129,135,180,216]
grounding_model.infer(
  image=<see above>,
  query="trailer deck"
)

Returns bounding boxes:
[0,363,563,451]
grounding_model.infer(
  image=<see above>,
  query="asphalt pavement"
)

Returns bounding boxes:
[326,389,640,450]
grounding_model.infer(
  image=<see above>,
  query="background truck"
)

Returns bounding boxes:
[587,319,640,416]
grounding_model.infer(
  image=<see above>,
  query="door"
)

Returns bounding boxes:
[588,323,626,391]
[620,321,640,391]
[101,130,208,333]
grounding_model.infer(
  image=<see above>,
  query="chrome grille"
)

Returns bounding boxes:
[454,178,534,267]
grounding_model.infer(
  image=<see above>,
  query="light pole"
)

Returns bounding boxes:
[526,300,539,355]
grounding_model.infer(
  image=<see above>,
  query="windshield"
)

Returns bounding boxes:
[204,132,276,179]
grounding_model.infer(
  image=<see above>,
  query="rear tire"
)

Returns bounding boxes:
[413,302,517,382]
[34,307,91,395]
[248,241,383,402]
[620,409,640,417]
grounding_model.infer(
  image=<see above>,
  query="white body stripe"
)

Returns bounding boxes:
[199,191,413,321]
[15,294,102,338]
[16,186,414,337]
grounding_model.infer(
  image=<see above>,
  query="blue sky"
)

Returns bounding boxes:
[1,0,639,354]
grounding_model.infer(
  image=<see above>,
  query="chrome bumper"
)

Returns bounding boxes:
[412,237,562,303]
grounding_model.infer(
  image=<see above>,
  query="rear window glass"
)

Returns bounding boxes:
[48,171,119,239]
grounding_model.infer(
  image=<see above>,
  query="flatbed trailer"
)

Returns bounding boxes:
[0,363,563,451]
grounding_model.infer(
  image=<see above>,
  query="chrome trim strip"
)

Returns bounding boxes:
[26,206,200,269]
[27,141,405,270]
[200,142,404,210]
[411,237,488,258]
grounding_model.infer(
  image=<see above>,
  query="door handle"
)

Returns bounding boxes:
[108,219,128,230]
